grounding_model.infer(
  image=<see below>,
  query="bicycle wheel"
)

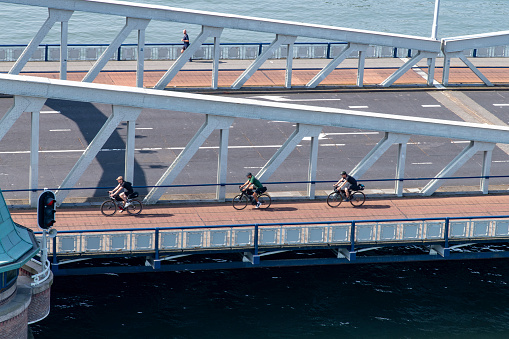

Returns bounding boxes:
[126,199,143,215]
[232,194,248,210]
[327,192,342,207]
[101,200,117,216]
[350,191,366,207]
[257,194,271,209]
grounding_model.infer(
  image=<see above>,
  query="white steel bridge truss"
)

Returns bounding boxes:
[0,74,508,206]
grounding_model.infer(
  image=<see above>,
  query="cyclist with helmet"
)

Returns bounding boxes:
[334,171,359,202]
[240,172,265,208]
[109,176,134,208]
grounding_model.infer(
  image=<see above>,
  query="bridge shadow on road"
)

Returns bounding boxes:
[263,207,298,212]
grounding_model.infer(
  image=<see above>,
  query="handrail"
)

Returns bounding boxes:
[4,174,509,193]
[34,214,509,235]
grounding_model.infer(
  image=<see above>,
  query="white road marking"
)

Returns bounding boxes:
[135,127,153,130]
[493,104,509,107]
[0,142,349,155]
[40,111,61,114]
[248,95,341,102]
[451,140,470,144]
[323,132,379,136]
[348,106,369,109]
[493,160,509,163]
[412,162,433,165]
[244,166,263,169]
[49,129,71,132]
[421,105,441,108]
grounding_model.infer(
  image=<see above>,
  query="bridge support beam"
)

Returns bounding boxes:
[350,132,410,183]
[381,51,437,87]
[9,9,73,75]
[155,26,224,90]
[144,115,234,204]
[82,17,150,83]
[256,124,322,193]
[307,43,368,88]
[442,51,493,87]
[420,141,495,196]
[55,106,142,204]
[0,96,46,206]
[232,34,297,90]
[216,127,230,202]
[395,141,408,197]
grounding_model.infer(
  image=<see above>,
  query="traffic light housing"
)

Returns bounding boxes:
[38,191,56,229]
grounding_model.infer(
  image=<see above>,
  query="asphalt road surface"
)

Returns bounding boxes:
[0,89,508,201]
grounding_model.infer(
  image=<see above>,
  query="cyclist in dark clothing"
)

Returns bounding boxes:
[240,172,264,208]
[109,176,134,207]
[334,171,358,202]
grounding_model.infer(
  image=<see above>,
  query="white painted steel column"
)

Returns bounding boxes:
[350,132,410,179]
[212,35,221,89]
[29,111,40,207]
[285,41,295,88]
[441,52,456,86]
[9,9,73,75]
[481,149,493,194]
[257,124,322,183]
[155,26,223,90]
[231,34,297,90]
[83,17,150,83]
[307,133,320,198]
[144,115,234,204]
[426,57,436,86]
[381,51,436,87]
[60,20,69,80]
[216,127,230,201]
[136,27,146,88]
[431,0,441,40]
[306,43,367,88]
[357,48,367,87]
[124,120,137,183]
[0,96,46,143]
[458,54,493,86]
[420,141,495,196]
[395,142,408,197]
[55,105,141,204]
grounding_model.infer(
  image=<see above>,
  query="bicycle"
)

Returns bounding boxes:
[327,184,366,207]
[232,186,271,210]
[101,192,143,216]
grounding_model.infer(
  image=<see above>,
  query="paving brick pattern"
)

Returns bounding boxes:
[11,195,509,232]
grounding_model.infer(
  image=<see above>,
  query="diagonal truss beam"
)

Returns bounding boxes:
[154,26,224,90]
[442,52,493,86]
[231,34,297,90]
[350,132,411,179]
[9,8,73,75]
[257,124,322,184]
[55,106,141,204]
[82,17,150,83]
[420,141,495,196]
[144,115,234,204]
[306,43,368,88]
[0,96,46,142]
[381,51,437,87]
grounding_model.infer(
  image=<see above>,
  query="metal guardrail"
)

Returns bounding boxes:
[35,215,509,260]
[0,42,505,63]
[4,174,509,194]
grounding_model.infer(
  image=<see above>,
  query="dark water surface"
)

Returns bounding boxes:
[32,259,509,338]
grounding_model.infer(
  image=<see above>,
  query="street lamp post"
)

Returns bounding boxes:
[431,0,441,40]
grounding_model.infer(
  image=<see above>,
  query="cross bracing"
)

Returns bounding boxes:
[0,74,507,205]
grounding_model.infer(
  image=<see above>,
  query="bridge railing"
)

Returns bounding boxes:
[35,215,509,259]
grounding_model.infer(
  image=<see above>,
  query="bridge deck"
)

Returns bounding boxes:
[11,194,509,232]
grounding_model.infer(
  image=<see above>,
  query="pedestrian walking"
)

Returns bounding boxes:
[181,29,192,62]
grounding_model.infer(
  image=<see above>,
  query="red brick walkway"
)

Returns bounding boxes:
[12,195,509,232]
[20,66,509,88]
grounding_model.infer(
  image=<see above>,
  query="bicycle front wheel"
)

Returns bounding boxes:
[327,192,342,207]
[126,199,143,215]
[101,200,117,216]
[257,194,271,209]
[350,191,366,207]
[232,194,248,210]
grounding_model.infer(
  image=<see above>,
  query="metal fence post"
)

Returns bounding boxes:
[45,44,49,62]
[155,228,160,260]
[254,224,259,256]
[444,217,449,249]
[52,236,58,272]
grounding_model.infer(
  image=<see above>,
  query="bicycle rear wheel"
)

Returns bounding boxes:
[327,192,342,207]
[126,199,143,215]
[232,194,248,210]
[257,194,271,209]
[350,191,366,207]
[101,200,117,216]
